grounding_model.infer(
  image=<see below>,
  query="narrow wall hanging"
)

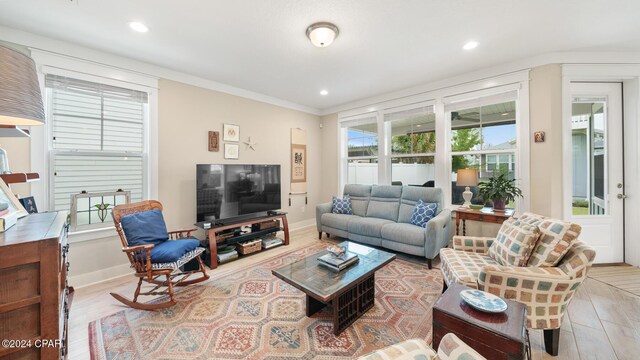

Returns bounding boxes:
[290,128,307,206]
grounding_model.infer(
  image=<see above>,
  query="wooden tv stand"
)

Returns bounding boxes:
[195,213,289,269]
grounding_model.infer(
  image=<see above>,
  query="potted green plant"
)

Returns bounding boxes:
[477,171,522,211]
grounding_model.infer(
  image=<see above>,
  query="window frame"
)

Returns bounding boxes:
[337,74,530,212]
[45,73,150,232]
[339,112,380,188]
[383,101,437,186]
[29,51,159,242]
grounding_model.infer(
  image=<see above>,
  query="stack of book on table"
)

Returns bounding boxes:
[318,251,359,272]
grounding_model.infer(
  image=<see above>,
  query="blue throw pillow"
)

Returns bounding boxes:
[410,200,438,228]
[121,209,169,246]
[150,238,200,263]
[332,195,353,215]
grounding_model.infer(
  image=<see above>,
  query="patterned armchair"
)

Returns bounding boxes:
[358,333,486,360]
[439,213,596,356]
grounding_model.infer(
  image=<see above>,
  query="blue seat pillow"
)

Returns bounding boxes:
[410,200,438,228]
[332,195,353,214]
[150,238,200,263]
[121,209,169,246]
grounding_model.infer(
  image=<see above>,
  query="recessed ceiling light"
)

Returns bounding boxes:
[416,124,422,127]
[463,41,478,50]
[320,89,329,96]
[129,21,149,33]
[501,112,509,116]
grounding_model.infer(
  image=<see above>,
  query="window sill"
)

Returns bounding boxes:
[68,226,118,243]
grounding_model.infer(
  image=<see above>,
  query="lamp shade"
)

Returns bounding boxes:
[0,45,45,126]
[456,168,478,187]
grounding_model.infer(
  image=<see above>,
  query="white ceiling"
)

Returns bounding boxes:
[1,0,639,112]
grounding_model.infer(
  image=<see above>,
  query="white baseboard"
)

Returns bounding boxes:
[69,263,131,289]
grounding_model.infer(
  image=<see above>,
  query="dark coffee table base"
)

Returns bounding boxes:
[306,273,376,335]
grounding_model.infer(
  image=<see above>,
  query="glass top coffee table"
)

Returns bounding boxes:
[272,241,395,335]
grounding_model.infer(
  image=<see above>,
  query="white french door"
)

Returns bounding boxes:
[565,82,624,264]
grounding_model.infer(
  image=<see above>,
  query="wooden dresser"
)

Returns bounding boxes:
[0,212,70,360]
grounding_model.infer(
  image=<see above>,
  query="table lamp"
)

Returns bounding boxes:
[0,44,46,174]
[456,169,478,208]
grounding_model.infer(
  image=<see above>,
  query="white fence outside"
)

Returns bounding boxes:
[347,163,435,185]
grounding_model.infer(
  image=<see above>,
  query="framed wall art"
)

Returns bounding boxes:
[534,131,546,143]
[291,144,307,183]
[223,123,240,142]
[224,143,239,159]
[208,131,220,152]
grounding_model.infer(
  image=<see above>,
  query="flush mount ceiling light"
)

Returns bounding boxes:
[463,41,479,50]
[129,21,149,33]
[320,89,329,96]
[306,22,339,47]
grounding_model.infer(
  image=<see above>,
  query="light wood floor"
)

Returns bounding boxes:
[68,227,640,360]
[588,265,640,297]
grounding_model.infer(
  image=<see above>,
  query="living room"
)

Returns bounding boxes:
[1,1,639,359]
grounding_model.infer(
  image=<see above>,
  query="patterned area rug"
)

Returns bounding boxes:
[88,242,443,359]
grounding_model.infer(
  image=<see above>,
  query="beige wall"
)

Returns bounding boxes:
[528,64,564,218]
[319,114,339,202]
[158,79,322,231]
[1,137,31,196]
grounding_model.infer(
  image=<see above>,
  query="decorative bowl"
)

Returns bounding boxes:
[326,245,347,257]
[460,289,508,313]
[469,204,484,210]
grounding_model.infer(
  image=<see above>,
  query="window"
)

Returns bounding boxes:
[447,95,518,206]
[385,104,436,186]
[46,74,148,229]
[337,73,529,210]
[342,116,378,185]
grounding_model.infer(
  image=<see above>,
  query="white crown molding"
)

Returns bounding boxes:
[320,51,640,116]
[0,25,321,116]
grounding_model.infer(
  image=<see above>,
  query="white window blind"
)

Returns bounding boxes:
[46,74,147,213]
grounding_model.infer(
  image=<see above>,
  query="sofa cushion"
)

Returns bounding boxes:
[381,223,425,247]
[348,217,395,238]
[517,213,582,267]
[321,213,360,231]
[343,184,371,217]
[366,185,401,221]
[331,195,353,214]
[440,247,499,289]
[150,238,200,263]
[410,200,438,228]
[487,218,540,267]
[399,186,443,223]
[121,209,169,246]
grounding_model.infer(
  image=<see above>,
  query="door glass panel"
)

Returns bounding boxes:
[571,99,607,215]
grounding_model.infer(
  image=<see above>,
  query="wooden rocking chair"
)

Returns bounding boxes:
[111,200,209,310]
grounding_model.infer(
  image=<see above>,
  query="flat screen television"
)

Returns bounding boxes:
[196,164,281,223]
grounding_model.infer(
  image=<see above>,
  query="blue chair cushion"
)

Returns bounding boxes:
[332,195,353,215]
[150,238,201,263]
[121,209,169,246]
[410,200,438,228]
